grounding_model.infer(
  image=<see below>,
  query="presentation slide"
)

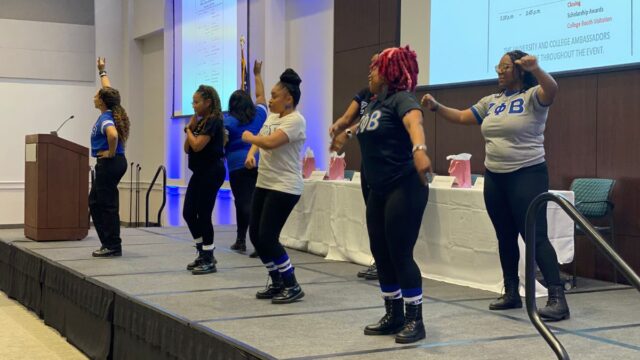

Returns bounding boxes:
[423,0,640,86]
[174,0,240,115]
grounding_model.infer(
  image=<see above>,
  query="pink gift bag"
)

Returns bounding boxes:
[447,153,472,188]
[327,153,346,180]
[302,147,315,179]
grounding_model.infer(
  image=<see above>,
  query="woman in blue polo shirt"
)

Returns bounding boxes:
[90,57,129,257]
[224,60,268,254]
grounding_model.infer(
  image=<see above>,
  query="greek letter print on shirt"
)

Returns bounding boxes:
[356,91,422,192]
[471,85,549,173]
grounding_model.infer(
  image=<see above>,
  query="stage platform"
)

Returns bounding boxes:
[1,226,639,359]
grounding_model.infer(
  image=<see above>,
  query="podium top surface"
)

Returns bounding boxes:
[25,134,89,156]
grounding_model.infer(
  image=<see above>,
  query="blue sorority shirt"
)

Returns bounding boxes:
[90,110,124,157]
[224,104,268,172]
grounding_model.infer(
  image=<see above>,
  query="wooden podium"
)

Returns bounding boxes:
[24,134,90,241]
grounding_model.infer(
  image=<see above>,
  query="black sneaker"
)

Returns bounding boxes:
[358,263,378,280]
[230,240,247,253]
[249,251,259,258]
[256,283,284,299]
[271,285,305,304]
[191,261,217,275]
[186,254,203,270]
[92,247,122,257]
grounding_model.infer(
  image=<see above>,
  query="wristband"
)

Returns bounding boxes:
[99,70,107,77]
[412,144,427,154]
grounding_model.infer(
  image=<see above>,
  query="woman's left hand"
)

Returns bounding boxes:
[413,151,433,186]
[97,150,113,159]
[241,130,253,143]
[514,55,539,72]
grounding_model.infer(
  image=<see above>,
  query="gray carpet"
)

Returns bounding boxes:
[2,227,639,359]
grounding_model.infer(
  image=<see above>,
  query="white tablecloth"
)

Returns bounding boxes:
[280,180,574,294]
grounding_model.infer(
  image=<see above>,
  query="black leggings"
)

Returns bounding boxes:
[484,162,561,286]
[183,162,226,247]
[366,172,427,290]
[249,187,300,260]
[229,168,258,241]
[89,155,127,250]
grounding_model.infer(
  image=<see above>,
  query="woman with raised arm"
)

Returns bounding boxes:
[224,60,268,255]
[242,69,306,304]
[90,57,130,257]
[421,50,569,321]
[183,85,226,275]
[358,46,432,344]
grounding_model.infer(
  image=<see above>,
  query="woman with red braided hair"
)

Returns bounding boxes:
[357,46,432,344]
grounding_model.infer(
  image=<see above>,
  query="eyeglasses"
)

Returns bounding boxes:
[495,64,513,73]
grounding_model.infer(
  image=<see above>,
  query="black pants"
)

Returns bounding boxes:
[229,168,258,241]
[366,172,427,290]
[360,165,370,202]
[249,187,300,260]
[484,162,562,286]
[183,161,226,247]
[89,155,127,250]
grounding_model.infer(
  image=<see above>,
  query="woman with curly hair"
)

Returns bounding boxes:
[90,57,130,257]
[183,84,227,274]
[358,46,432,344]
[421,50,569,321]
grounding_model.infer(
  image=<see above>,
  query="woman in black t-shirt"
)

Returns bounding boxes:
[357,46,432,344]
[183,85,226,275]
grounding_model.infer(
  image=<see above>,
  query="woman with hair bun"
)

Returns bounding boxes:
[241,68,306,304]
[90,57,130,257]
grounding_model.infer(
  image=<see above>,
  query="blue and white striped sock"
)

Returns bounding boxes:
[381,284,402,300]
[401,288,423,305]
[274,253,294,279]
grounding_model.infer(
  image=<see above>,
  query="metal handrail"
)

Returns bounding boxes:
[145,165,167,227]
[525,192,640,360]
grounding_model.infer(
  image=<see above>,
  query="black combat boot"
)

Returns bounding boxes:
[489,278,522,310]
[395,302,426,344]
[364,298,405,335]
[538,285,570,321]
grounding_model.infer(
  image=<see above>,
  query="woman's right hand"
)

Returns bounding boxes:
[421,94,439,112]
[97,57,106,71]
[329,131,348,153]
[187,115,197,131]
[245,155,256,169]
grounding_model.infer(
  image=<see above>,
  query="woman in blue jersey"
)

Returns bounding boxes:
[224,60,268,254]
[422,50,570,321]
[90,57,130,257]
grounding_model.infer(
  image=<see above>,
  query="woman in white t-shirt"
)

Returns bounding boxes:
[241,68,306,304]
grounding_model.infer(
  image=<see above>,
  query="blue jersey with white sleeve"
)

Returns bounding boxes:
[90,110,124,157]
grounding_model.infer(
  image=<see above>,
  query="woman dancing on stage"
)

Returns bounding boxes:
[358,46,431,343]
[421,50,570,321]
[242,68,306,304]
